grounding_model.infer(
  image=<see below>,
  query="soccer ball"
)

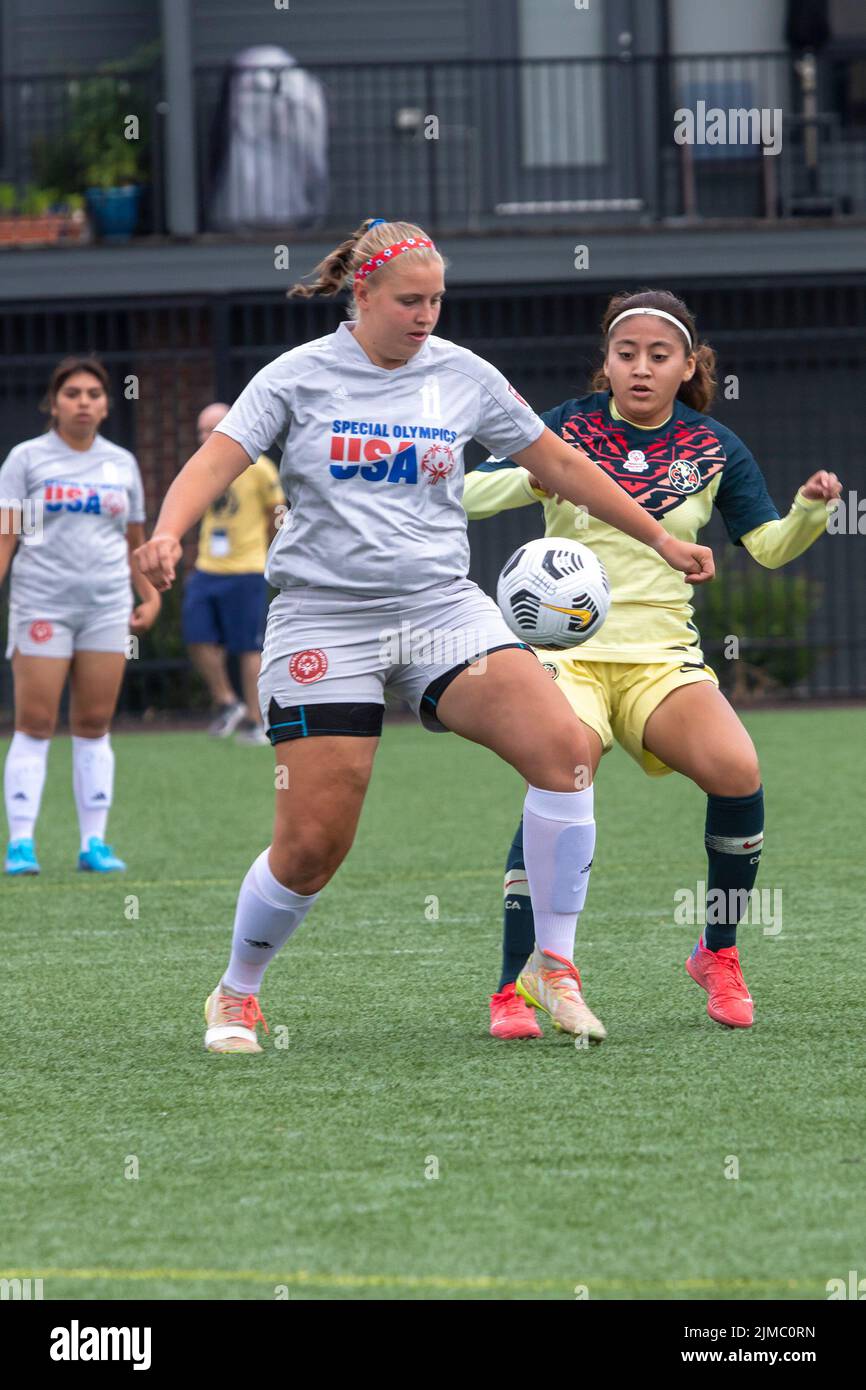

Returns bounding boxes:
[496,537,611,651]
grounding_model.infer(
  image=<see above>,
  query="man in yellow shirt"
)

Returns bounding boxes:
[182,403,285,743]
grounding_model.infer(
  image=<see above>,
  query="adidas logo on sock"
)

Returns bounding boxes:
[92,793,108,801]
[12,792,28,800]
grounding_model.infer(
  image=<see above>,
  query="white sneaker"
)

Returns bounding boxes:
[235,723,270,746]
[204,984,269,1053]
[208,701,246,738]
[516,946,607,1042]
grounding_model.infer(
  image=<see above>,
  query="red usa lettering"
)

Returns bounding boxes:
[43,483,123,515]
[330,438,419,484]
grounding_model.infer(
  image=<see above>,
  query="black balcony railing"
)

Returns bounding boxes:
[192,50,866,233]
[0,67,165,239]
[0,280,864,717]
[1,50,866,245]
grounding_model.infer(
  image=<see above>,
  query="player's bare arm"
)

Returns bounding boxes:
[513,427,715,584]
[135,433,252,590]
[0,514,19,585]
[126,522,162,632]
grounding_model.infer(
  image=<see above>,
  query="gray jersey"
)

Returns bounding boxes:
[0,430,145,610]
[214,320,546,597]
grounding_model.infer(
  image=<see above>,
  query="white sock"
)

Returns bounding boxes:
[523,784,596,962]
[223,848,320,995]
[4,731,50,841]
[72,734,114,851]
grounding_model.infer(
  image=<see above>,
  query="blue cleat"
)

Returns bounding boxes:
[5,838,40,875]
[78,836,127,873]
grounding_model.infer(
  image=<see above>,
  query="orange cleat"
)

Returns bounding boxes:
[489,981,543,1039]
[686,938,754,1029]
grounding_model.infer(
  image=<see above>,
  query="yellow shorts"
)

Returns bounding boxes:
[539,656,719,776]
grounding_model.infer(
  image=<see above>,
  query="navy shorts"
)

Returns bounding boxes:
[182,570,268,654]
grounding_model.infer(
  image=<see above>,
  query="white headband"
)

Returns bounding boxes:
[608,307,693,350]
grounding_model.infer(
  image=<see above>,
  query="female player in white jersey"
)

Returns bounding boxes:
[464,288,841,1038]
[134,220,714,1053]
[0,356,161,874]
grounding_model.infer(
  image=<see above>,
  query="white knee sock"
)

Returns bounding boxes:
[223,848,320,995]
[4,732,50,841]
[72,734,114,850]
[522,784,596,962]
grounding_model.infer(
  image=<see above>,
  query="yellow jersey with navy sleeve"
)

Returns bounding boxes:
[463,391,832,665]
[196,455,285,576]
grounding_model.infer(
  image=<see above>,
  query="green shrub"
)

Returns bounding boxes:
[694,568,824,694]
[32,41,160,197]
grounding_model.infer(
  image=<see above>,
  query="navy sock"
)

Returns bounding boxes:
[703,787,764,952]
[498,820,535,990]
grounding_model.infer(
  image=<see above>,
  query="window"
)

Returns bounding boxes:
[517,0,607,167]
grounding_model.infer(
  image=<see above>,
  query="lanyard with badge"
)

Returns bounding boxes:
[209,490,233,557]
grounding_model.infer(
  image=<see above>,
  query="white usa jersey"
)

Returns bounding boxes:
[0,430,145,610]
[214,319,546,597]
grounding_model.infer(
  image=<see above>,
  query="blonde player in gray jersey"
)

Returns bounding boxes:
[135,218,714,1053]
[0,357,161,875]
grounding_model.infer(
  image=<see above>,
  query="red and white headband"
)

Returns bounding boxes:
[608,307,693,351]
[353,236,437,284]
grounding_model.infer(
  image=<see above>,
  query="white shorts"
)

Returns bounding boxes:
[259,577,526,739]
[5,604,130,659]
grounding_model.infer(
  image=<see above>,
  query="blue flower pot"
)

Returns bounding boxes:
[85,185,141,243]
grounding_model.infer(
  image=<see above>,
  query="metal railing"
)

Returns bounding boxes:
[193,50,866,233]
[0,68,165,238]
[0,281,863,716]
[1,49,866,244]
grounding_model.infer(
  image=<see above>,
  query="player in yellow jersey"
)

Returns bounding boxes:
[464,288,841,1036]
[182,402,285,744]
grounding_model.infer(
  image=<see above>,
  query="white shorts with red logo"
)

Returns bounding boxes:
[258,578,523,733]
[5,604,131,658]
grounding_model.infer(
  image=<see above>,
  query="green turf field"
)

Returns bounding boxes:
[1,710,863,1301]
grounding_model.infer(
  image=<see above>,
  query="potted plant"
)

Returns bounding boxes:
[0,183,88,247]
[83,146,143,243]
[69,74,147,242]
[27,42,158,244]
[31,76,145,243]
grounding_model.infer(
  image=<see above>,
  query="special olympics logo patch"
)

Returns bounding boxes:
[420,444,455,485]
[668,459,701,493]
[507,383,529,407]
[624,449,648,473]
[288,649,328,684]
[29,620,53,644]
[103,491,126,518]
